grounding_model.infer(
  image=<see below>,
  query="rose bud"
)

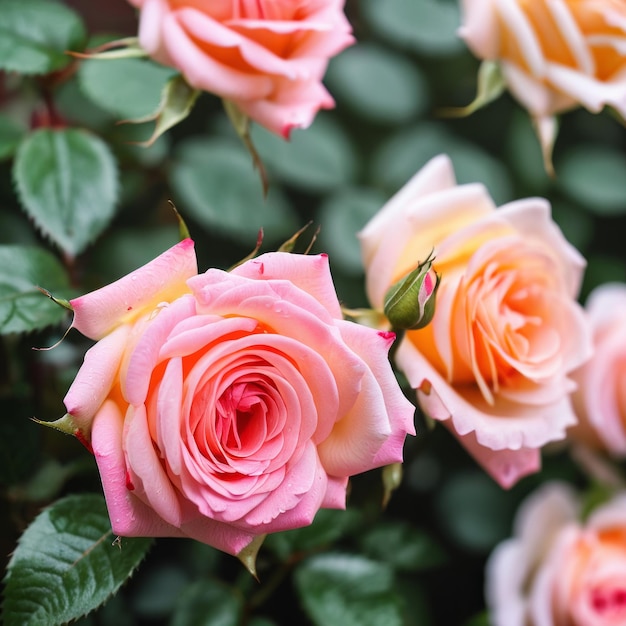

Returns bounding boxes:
[384,252,440,331]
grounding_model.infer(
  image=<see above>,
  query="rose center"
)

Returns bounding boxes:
[590,586,626,617]
[216,381,269,455]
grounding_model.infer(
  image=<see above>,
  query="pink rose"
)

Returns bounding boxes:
[459,0,626,158]
[126,0,354,137]
[487,482,626,626]
[359,155,592,488]
[571,284,626,456]
[62,240,415,556]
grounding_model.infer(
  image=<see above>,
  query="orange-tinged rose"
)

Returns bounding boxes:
[459,0,626,160]
[461,0,626,117]
[359,155,592,488]
[126,0,354,137]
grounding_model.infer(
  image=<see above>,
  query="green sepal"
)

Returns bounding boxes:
[70,37,146,61]
[37,286,73,311]
[382,462,403,509]
[237,534,266,580]
[168,201,192,242]
[440,60,506,118]
[227,229,264,271]
[31,413,78,437]
[277,222,319,254]
[128,75,200,147]
[532,114,558,178]
[223,99,269,197]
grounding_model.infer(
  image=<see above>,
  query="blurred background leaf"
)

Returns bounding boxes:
[13,128,119,256]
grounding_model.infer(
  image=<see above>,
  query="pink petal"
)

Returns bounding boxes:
[161,12,274,100]
[122,294,196,406]
[321,474,349,509]
[92,399,186,538]
[178,515,256,556]
[230,252,343,319]
[234,80,334,136]
[125,404,184,527]
[242,442,328,533]
[458,0,502,58]
[70,239,197,340]
[64,324,131,431]
[318,322,415,476]
[448,426,541,488]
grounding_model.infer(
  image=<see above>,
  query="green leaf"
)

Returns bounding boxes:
[326,43,428,124]
[129,564,190,619]
[170,137,297,243]
[465,611,490,626]
[2,493,153,626]
[264,508,362,561]
[250,114,358,192]
[7,458,93,503]
[13,128,119,256]
[171,579,243,626]
[294,554,403,626]
[435,471,516,553]
[317,187,387,274]
[0,244,71,334]
[558,145,626,215]
[0,0,86,75]
[78,57,178,122]
[506,109,551,192]
[361,0,463,56]
[0,114,26,160]
[359,521,446,572]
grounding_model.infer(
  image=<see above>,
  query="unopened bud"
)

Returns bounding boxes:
[384,252,440,330]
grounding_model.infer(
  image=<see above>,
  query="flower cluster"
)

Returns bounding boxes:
[7,0,626,623]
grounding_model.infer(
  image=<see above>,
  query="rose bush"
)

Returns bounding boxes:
[359,155,592,488]
[125,0,354,137]
[571,283,626,457]
[487,482,626,626]
[459,0,626,157]
[61,239,415,556]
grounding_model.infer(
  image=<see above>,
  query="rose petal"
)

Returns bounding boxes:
[64,323,131,430]
[230,252,343,319]
[70,239,197,340]
[92,399,187,538]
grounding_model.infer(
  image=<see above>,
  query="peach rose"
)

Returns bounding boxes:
[126,0,354,137]
[487,482,626,626]
[571,283,626,456]
[460,0,626,118]
[359,155,592,488]
[62,240,415,556]
[459,0,626,157]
